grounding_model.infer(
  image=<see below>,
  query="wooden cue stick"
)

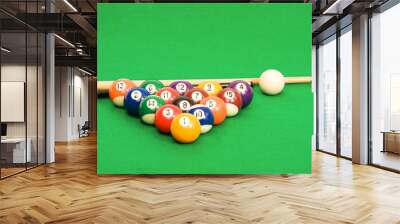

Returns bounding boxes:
[97,77,311,95]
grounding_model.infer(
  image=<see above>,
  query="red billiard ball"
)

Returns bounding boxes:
[154,104,182,133]
[156,87,180,104]
[217,88,243,117]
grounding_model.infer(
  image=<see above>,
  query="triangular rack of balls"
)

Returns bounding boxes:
[109,79,253,143]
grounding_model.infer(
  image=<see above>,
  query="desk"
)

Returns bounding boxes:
[382,131,400,154]
[1,138,31,163]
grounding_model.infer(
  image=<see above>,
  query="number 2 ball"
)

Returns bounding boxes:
[217,88,243,117]
[156,87,180,104]
[228,80,253,108]
[155,104,182,133]
[109,79,136,107]
[124,87,150,116]
[169,81,193,95]
[139,96,166,125]
[170,113,201,143]
[188,105,214,134]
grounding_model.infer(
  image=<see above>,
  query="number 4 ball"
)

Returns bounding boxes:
[228,80,253,108]
[109,79,136,107]
[155,104,182,133]
[170,113,201,143]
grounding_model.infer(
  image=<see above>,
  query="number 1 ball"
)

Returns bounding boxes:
[156,87,180,104]
[200,96,226,125]
[155,104,182,133]
[228,80,253,108]
[139,80,164,95]
[170,113,201,143]
[169,81,193,95]
[188,105,214,134]
[139,96,166,125]
[109,79,136,107]
[124,87,150,116]
[217,88,243,117]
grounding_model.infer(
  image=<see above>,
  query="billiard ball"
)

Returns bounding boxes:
[170,113,201,143]
[198,80,223,96]
[228,80,253,108]
[184,87,209,104]
[259,69,285,95]
[109,79,136,107]
[188,104,214,134]
[124,87,150,116]
[169,80,193,95]
[139,96,166,125]
[172,96,195,112]
[139,80,164,95]
[217,88,243,117]
[156,87,180,104]
[200,96,226,125]
[155,104,182,133]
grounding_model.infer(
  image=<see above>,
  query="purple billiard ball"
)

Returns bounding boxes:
[169,80,193,95]
[228,80,253,108]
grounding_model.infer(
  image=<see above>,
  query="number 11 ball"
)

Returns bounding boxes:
[170,113,201,143]
[109,79,136,107]
[228,80,253,108]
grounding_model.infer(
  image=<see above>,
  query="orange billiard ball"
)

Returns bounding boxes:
[109,79,136,107]
[200,96,226,125]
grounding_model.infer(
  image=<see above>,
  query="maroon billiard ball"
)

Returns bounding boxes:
[217,88,243,117]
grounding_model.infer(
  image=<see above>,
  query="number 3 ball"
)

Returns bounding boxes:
[170,113,201,143]
[188,105,214,134]
[124,87,150,116]
[217,88,243,117]
[139,80,164,95]
[200,96,226,125]
[109,79,136,107]
[172,96,195,112]
[155,104,182,133]
[228,80,253,108]
[198,80,223,96]
[169,80,193,95]
[156,87,180,104]
[139,96,166,125]
[184,87,209,104]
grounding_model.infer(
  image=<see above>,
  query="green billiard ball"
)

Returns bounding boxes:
[139,96,166,125]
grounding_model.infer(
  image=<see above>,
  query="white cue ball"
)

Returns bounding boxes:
[259,69,285,95]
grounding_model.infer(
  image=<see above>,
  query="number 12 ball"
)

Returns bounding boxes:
[228,80,253,108]
[124,87,150,116]
[170,113,201,143]
[109,79,136,107]
[169,81,193,95]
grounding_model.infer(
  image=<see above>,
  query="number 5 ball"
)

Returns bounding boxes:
[109,79,136,107]
[200,96,226,125]
[139,96,166,125]
[170,113,201,143]
[155,105,182,133]
[228,80,253,108]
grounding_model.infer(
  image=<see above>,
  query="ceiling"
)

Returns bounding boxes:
[0,0,390,75]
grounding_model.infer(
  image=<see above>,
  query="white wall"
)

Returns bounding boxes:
[55,67,89,141]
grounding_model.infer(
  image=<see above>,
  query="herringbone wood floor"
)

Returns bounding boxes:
[1,135,400,224]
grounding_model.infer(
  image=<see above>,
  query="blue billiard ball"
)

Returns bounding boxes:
[188,104,214,134]
[124,87,150,116]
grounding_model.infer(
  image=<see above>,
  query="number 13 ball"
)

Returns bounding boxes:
[139,96,166,125]
[109,79,136,107]
[170,113,201,143]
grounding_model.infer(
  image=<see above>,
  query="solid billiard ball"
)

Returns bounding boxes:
[259,69,285,95]
[139,96,166,125]
[109,79,136,107]
[200,96,226,125]
[188,104,214,134]
[172,96,195,112]
[155,104,182,133]
[198,80,223,96]
[139,80,164,95]
[170,113,201,143]
[124,87,150,116]
[184,87,209,104]
[156,87,180,104]
[169,80,193,95]
[228,80,253,108]
[217,88,243,117]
